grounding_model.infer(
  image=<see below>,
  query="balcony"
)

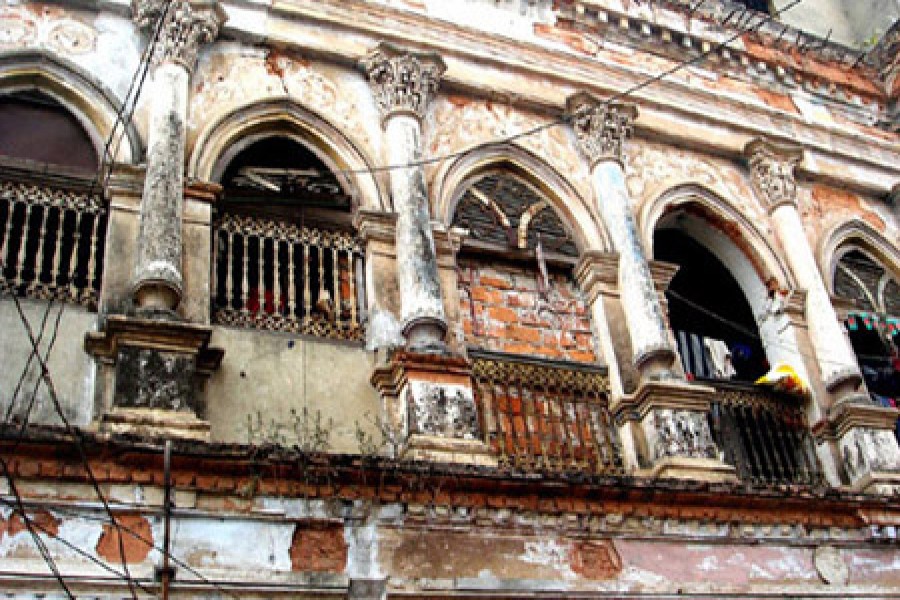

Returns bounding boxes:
[212,212,365,341]
[707,380,823,487]
[471,351,624,475]
[0,170,106,309]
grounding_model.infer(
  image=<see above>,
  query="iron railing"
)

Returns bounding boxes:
[471,351,623,475]
[213,213,365,341]
[707,380,823,486]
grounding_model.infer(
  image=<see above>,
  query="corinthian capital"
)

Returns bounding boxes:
[566,92,638,167]
[363,43,446,123]
[744,138,803,212]
[133,0,226,72]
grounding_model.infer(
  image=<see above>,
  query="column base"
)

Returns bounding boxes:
[98,407,210,441]
[646,456,737,483]
[85,315,224,440]
[822,401,900,495]
[371,350,495,466]
[618,380,737,483]
[402,434,498,467]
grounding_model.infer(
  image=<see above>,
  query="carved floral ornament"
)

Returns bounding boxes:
[566,92,638,167]
[744,138,803,211]
[131,0,226,71]
[363,43,446,122]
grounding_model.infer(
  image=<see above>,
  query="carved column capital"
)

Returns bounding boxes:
[133,0,226,72]
[566,92,638,168]
[363,43,446,124]
[744,138,804,213]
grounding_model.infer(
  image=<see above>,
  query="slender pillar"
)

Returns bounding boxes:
[363,44,447,351]
[567,93,676,379]
[744,139,863,404]
[131,0,225,315]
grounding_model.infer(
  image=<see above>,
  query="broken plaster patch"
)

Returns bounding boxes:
[521,539,577,580]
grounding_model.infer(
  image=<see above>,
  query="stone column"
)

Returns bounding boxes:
[567,93,676,379]
[744,139,863,404]
[567,94,733,483]
[131,0,225,316]
[363,43,447,352]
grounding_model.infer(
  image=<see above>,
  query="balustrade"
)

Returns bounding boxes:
[213,212,365,341]
[708,381,823,486]
[0,176,106,308]
[472,351,623,475]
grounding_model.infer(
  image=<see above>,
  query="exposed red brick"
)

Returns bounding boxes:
[507,325,542,343]
[479,275,514,290]
[487,306,518,322]
[96,514,153,564]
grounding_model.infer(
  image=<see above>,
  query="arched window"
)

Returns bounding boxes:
[835,249,899,436]
[0,91,106,308]
[452,170,591,362]
[452,169,622,476]
[212,136,365,341]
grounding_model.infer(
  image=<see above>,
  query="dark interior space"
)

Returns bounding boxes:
[655,228,768,381]
[0,91,98,172]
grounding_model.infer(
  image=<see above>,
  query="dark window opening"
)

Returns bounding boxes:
[733,0,772,14]
[0,92,98,172]
[213,137,364,341]
[655,229,767,382]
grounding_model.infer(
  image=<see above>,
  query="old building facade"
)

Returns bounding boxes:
[0,0,899,597]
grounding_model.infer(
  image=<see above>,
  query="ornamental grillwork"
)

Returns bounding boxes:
[0,177,107,308]
[213,213,365,341]
[472,353,622,475]
[709,383,823,486]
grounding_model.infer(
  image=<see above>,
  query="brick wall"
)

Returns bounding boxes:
[457,259,596,363]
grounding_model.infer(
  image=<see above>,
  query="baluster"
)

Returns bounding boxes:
[1,198,18,279]
[84,212,101,301]
[557,388,577,469]
[272,237,282,316]
[347,249,357,327]
[287,240,296,321]
[67,210,83,300]
[757,408,786,483]
[331,245,340,323]
[534,386,550,469]
[30,205,50,291]
[223,230,234,310]
[317,240,326,314]
[571,399,590,470]
[50,208,66,291]
[14,202,33,288]
[303,242,311,322]
[240,231,250,313]
[735,405,765,482]
[257,235,265,314]
[354,254,366,326]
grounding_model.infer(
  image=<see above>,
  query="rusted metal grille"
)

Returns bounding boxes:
[471,352,623,475]
[212,213,365,341]
[708,382,823,486]
[0,177,106,308]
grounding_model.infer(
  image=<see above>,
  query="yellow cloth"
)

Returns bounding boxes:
[755,363,809,397]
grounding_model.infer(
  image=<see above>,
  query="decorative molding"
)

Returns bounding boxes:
[362,43,446,123]
[566,92,638,167]
[744,138,804,213]
[651,408,718,461]
[132,0,226,71]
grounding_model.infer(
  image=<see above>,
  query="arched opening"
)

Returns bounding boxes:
[212,136,365,341]
[834,249,900,441]
[654,218,821,486]
[451,168,622,476]
[656,228,767,383]
[0,90,106,308]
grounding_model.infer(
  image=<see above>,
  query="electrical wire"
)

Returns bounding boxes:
[0,496,158,596]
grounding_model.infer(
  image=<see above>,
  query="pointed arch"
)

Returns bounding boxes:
[0,50,142,165]
[818,218,900,296]
[640,183,793,290]
[434,142,610,254]
[188,99,385,212]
